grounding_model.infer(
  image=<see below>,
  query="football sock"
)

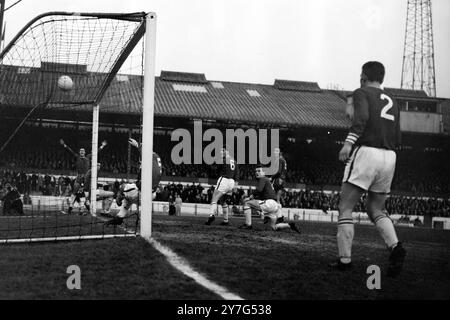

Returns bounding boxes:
[222,205,229,222]
[374,215,399,249]
[210,202,218,216]
[243,206,252,226]
[337,218,354,264]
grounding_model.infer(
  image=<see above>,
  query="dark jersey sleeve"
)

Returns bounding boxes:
[345,88,370,144]
[64,144,78,158]
[273,157,287,180]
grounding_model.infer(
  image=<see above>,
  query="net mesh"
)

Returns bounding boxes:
[0,12,145,108]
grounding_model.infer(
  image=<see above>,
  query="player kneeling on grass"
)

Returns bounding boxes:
[239,165,300,233]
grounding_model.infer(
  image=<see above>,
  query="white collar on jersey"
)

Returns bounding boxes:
[366,82,382,89]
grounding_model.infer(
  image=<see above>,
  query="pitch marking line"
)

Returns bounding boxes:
[96,214,243,299]
[144,236,244,300]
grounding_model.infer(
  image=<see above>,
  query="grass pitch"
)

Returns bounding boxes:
[0,214,449,299]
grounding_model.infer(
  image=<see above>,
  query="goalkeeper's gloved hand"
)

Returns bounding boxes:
[128,138,139,148]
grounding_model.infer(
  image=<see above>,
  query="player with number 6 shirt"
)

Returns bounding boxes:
[205,148,239,226]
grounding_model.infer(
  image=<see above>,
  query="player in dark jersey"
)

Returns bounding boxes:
[271,147,287,223]
[127,138,162,196]
[331,61,406,277]
[239,164,300,233]
[271,147,287,202]
[205,148,239,226]
[60,138,107,214]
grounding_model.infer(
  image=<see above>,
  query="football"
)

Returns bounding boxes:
[57,75,74,91]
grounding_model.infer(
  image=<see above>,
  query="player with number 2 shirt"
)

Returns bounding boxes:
[331,61,406,277]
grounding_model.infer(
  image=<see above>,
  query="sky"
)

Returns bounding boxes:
[2,0,450,98]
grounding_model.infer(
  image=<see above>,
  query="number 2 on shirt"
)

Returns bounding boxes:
[380,94,395,121]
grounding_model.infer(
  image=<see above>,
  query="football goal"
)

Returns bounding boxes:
[0,11,156,243]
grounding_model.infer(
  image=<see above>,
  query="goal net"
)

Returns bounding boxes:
[0,12,156,243]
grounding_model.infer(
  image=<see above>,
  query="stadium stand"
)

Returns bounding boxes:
[1,69,449,217]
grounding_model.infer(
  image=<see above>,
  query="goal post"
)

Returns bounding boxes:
[90,104,100,217]
[140,13,157,239]
[0,11,157,243]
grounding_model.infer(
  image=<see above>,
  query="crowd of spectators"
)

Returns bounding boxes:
[152,182,450,218]
[1,124,450,215]
[1,168,449,217]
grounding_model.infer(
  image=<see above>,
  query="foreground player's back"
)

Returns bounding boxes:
[352,86,401,150]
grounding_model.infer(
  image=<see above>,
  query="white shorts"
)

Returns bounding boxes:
[343,146,396,193]
[260,199,279,219]
[245,198,279,220]
[215,177,235,194]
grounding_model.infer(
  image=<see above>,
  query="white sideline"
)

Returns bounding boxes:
[144,236,244,300]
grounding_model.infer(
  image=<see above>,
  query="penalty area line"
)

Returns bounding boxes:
[144,236,244,300]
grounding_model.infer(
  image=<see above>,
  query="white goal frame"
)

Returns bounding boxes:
[140,13,157,239]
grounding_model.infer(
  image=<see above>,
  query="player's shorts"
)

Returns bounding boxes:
[343,145,396,193]
[246,199,279,220]
[215,177,235,194]
[260,199,279,218]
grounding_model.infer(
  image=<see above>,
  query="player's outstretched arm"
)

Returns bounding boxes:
[128,138,139,148]
[86,140,108,158]
[59,139,78,157]
[128,138,142,156]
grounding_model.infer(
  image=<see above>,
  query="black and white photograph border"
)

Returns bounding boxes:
[0,0,449,307]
